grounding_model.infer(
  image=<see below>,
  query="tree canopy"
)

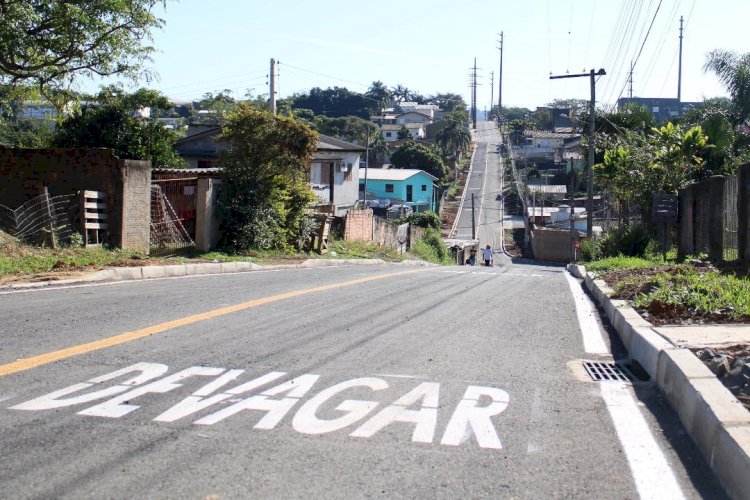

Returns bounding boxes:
[0,0,168,97]
[53,86,185,168]
[217,105,318,250]
[390,142,447,180]
[291,87,373,119]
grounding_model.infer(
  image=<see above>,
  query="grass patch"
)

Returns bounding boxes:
[324,239,404,262]
[410,229,453,265]
[0,247,144,275]
[615,266,750,323]
[585,255,665,273]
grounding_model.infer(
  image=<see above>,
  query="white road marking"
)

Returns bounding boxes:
[564,271,609,354]
[565,271,685,499]
[600,383,685,500]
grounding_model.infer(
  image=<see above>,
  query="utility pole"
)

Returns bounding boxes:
[550,69,606,239]
[363,123,370,210]
[490,71,494,118]
[471,58,478,129]
[678,15,684,102]
[499,32,504,109]
[628,60,634,98]
[269,58,277,115]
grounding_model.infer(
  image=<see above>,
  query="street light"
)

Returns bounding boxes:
[549,68,606,239]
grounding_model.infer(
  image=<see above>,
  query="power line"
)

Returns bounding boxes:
[277,62,369,89]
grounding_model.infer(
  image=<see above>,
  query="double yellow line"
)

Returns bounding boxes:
[0,268,431,377]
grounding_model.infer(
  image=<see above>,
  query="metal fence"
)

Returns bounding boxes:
[150,184,194,254]
[0,191,78,246]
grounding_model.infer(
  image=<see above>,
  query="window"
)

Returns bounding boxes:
[386,132,392,138]
[421,184,427,191]
[359,182,365,192]
[385,184,394,193]
[344,164,352,181]
[652,106,660,113]
[320,163,332,184]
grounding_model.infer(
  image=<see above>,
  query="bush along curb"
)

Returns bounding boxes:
[1,258,436,290]
[567,264,750,500]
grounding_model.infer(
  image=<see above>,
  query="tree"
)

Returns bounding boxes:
[0,0,168,98]
[390,142,447,180]
[365,81,392,115]
[53,86,185,168]
[189,90,237,124]
[396,125,411,140]
[428,93,466,112]
[291,87,372,119]
[391,84,411,104]
[436,112,471,158]
[704,50,750,124]
[217,105,318,250]
[310,115,374,145]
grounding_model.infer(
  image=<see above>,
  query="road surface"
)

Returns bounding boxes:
[0,261,724,498]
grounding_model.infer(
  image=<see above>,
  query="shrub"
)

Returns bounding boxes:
[411,228,451,264]
[398,211,440,229]
[597,223,651,258]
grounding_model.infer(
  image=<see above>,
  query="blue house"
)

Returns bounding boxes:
[359,168,437,212]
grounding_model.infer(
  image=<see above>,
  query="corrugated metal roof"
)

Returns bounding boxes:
[361,168,437,181]
[527,184,567,194]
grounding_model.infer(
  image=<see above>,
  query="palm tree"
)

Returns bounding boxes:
[704,50,750,123]
[391,84,411,104]
[365,81,392,115]
[436,119,471,159]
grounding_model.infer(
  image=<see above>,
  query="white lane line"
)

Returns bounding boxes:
[565,270,685,500]
[600,383,685,500]
[564,271,609,354]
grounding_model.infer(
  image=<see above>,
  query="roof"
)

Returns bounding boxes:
[317,134,365,152]
[399,102,440,110]
[395,110,432,119]
[312,151,345,161]
[174,126,220,145]
[361,168,438,182]
[381,124,405,131]
[404,122,425,128]
[527,184,567,194]
[525,130,577,139]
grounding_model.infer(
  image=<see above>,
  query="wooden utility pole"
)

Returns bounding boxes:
[550,69,606,238]
[490,71,494,117]
[471,58,478,129]
[269,58,277,114]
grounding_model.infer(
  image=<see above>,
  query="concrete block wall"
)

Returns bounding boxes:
[530,228,573,262]
[120,160,151,253]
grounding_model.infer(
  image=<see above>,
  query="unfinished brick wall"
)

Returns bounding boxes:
[530,228,574,262]
[344,209,373,241]
[0,147,151,252]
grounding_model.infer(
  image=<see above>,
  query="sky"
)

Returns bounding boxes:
[85,0,750,111]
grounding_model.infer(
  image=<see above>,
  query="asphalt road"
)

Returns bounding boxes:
[0,262,726,499]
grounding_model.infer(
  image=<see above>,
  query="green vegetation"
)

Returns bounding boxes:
[0,247,136,276]
[616,267,750,322]
[0,0,168,96]
[410,229,452,265]
[54,86,185,168]
[325,239,404,262]
[217,105,318,251]
[585,255,664,273]
[398,211,440,230]
[390,141,447,180]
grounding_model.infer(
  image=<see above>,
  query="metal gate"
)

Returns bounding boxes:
[150,178,196,254]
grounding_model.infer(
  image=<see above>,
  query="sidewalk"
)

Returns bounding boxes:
[0,258,435,291]
[568,264,750,499]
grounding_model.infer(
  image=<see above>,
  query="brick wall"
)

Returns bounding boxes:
[530,228,573,262]
[344,209,373,241]
[0,147,151,252]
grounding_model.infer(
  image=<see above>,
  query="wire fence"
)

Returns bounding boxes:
[0,192,78,246]
[150,184,194,254]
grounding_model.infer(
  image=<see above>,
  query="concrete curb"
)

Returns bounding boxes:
[567,263,750,499]
[449,144,477,238]
[1,258,436,291]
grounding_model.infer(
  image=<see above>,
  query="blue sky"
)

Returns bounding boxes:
[86,0,750,110]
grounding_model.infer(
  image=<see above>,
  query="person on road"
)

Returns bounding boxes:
[482,245,493,266]
[466,248,477,266]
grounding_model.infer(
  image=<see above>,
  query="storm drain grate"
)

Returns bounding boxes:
[583,361,635,382]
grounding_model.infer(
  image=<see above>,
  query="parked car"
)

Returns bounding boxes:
[386,205,413,218]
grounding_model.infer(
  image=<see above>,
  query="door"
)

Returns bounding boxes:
[406,184,413,202]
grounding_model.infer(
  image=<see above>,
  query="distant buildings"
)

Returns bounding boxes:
[617,97,700,123]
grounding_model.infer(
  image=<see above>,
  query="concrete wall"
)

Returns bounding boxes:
[0,147,151,252]
[530,228,573,263]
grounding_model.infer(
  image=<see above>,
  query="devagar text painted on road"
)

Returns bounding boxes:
[9,362,510,449]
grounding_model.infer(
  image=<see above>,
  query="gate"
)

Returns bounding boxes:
[150,177,196,254]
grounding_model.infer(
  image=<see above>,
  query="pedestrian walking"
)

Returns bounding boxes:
[482,245,493,266]
[466,247,477,266]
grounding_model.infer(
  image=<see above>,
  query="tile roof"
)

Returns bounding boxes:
[317,134,365,152]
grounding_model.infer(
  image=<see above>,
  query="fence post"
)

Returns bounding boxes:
[195,178,219,252]
[708,175,726,262]
[739,164,750,264]
[41,186,57,249]
[678,185,694,259]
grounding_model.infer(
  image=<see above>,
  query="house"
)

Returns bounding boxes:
[309,135,366,215]
[173,126,365,215]
[519,130,577,166]
[617,97,701,123]
[359,168,437,212]
[380,123,425,142]
[395,111,434,126]
[397,102,440,119]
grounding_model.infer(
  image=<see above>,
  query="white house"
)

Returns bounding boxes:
[398,102,440,118]
[380,124,404,142]
[404,122,426,139]
[395,111,434,125]
[380,123,425,141]
[308,135,365,216]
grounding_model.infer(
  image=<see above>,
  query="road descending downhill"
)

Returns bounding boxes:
[0,252,725,498]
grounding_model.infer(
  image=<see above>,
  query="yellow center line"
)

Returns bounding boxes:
[0,267,433,377]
